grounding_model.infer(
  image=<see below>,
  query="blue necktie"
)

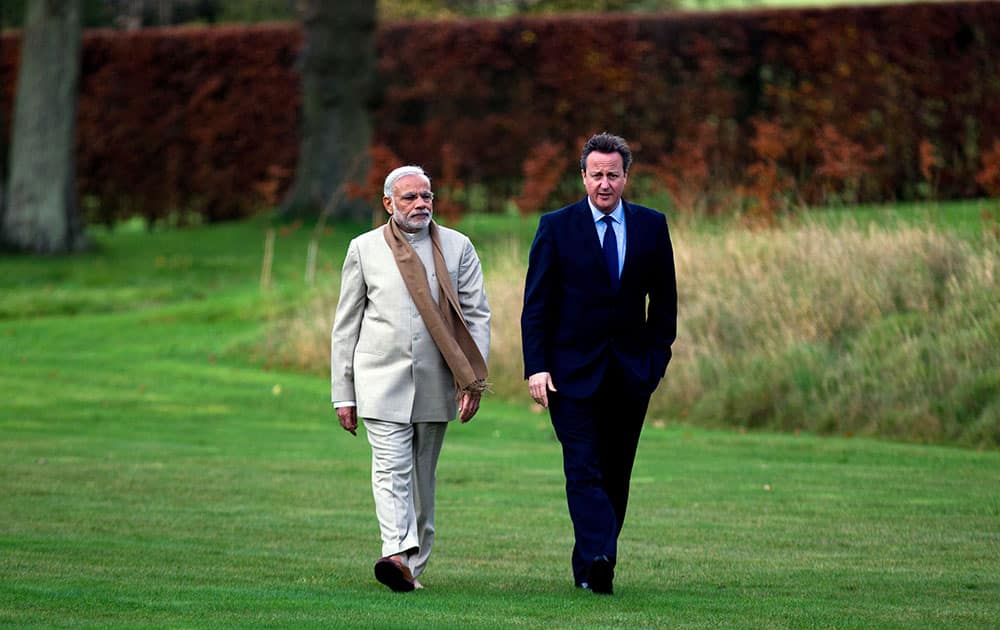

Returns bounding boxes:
[601,215,619,291]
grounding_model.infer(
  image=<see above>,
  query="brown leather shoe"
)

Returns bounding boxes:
[374,556,416,592]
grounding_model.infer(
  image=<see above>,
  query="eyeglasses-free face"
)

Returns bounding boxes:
[383,174,434,233]
[582,151,628,214]
[397,191,434,203]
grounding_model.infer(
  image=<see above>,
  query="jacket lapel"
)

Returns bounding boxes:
[619,200,640,286]
[570,198,610,284]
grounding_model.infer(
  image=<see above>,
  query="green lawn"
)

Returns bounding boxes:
[2,213,999,627]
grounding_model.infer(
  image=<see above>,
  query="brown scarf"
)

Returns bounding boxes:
[384,218,488,397]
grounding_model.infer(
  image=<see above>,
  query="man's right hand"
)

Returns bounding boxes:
[337,405,358,436]
[528,372,557,409]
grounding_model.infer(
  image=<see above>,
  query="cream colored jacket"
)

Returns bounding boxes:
[330,222,491,423]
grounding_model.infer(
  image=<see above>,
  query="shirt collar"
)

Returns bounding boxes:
[588,198,624,225]
[402,224,430,242]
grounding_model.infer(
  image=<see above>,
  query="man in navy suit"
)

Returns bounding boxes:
[521,133,677,594]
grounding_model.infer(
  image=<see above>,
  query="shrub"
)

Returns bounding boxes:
[3,3,1000,222]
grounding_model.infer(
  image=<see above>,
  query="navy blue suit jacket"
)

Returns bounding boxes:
[521,198,677,399]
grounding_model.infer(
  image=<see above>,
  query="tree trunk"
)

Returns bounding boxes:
[2,0,84,254]
[0,9,5,224]
[280,0,375,221]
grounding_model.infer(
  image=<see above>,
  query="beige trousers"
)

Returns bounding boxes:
[363,418,448,578]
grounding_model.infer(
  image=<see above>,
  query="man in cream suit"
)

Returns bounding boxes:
[331,165,491,592]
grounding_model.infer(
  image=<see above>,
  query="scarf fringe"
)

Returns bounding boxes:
[459,379,491,397]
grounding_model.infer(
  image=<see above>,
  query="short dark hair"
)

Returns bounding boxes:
[580,132,633,173]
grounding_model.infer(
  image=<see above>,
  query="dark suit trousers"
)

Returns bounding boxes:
[548,362,650,584]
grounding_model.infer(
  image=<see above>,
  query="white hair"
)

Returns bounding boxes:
[383,165,431,197]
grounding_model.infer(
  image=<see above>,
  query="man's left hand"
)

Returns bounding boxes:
[337,405,358,436]
[459,391,481,423]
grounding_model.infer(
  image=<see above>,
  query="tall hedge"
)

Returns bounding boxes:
[2,2,999,222]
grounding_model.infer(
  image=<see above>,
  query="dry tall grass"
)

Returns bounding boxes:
[265,221,999,446]
[657,222,998,443]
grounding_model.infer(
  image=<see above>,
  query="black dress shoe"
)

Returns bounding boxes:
[587,556,614,595]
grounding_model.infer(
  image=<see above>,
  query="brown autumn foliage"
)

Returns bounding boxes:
[919,139,940,183]
[636,121,718,215]
[738,119,795,224]
[813,123,885,203]
[975,140,1000,197]
[433,143,466,222]
[2,3,999,223]
[514,140,569,215]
